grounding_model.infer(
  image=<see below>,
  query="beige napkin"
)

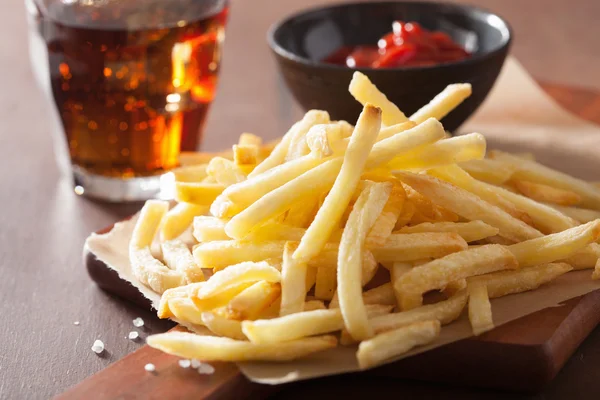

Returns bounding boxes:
[85,57,600,384]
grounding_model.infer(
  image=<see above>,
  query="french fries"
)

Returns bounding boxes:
[130,200,184,293]
[395,245,518,310]
[512,179,582,206]
[395,171,542,242]
[468,282,494,336]
[507,220,600,267]
[468,263,572,298]
[357,320,441,369]
[489,150,600,210]
[337,183,391,340]
[294,105,382,262]
[371,232,468,263]
[397,221,499,243]
[349,71,407,125]
[147,332,338,361]
[409,83,472,124]
[127,71,600,370]
[388,133,486,171]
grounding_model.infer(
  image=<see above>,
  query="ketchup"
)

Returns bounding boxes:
[322,21,470,68]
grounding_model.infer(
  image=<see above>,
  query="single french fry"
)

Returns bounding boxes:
[395,171,542,242]
[371,232,468,263]
[232,144,259,166]
[175,182,224,205]
[238,132,263,146]
[388,133,486,171]
[409,83,472,124]
[488,150,600,210]
[349,71,408,125]
[397,221,499,243]
[357,320,441,369]
[206,157,247,186]
[396,245,518,310]
[147,332,337,361]
[546,204,600,223]
[171,164,209,182]
[130,200,184,293]
[338,183,392,341]
[459,158,516,185]
[468,282,494,336]
[161,239,205,283]
[369,289,468,335]
[193,240,285,269]
[286,110,330,161]
[563,242,600,270]
[196,261,280,299]
[376,121,416,141]
[365,184,405,247]
[507,220,600,267]
[280,242,309,316]
[294,105,382,262]
[160,203,208,241]
[512,179,582,206]
[192,216,230,242]
[223,281,281,320]
[468,262,572,298]
[243,305,392,344]
[201,312,247,340]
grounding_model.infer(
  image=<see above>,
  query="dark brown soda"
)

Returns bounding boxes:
[35,0,228,178]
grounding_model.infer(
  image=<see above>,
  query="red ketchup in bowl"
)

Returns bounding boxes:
[323,21,470,68]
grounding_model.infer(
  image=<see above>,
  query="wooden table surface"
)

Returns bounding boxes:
[1,0,600,398]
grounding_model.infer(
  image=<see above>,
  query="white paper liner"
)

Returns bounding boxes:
[85,57,600,384]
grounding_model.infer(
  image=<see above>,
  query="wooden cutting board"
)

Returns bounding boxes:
[59,83,600,399]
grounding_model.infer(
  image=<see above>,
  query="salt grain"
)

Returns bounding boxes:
[190,359,201,369]
[133,317,144,327]
[197,363,215,375]
[73,321,80,326]
[128,331,139,340]
[144,363,156,372]
[91,339,104,354]
[178,359,191,368]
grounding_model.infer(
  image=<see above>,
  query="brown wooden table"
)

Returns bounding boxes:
[1,0,600,398]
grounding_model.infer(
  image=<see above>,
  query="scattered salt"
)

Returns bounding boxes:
[133,317,144,327]
[73,321,80,326]
[91,339,104,354]
[144,363,156,372]
[197,363,215,375]
[190,359,202,369]
[178,359,191,368]
[128,331,139,340]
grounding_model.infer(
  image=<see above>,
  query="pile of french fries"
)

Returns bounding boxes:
[129,71,600,369]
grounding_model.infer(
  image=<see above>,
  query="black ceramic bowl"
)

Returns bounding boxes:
[268,1,511,131]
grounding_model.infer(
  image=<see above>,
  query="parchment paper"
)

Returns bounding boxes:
[85,57,600,385]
